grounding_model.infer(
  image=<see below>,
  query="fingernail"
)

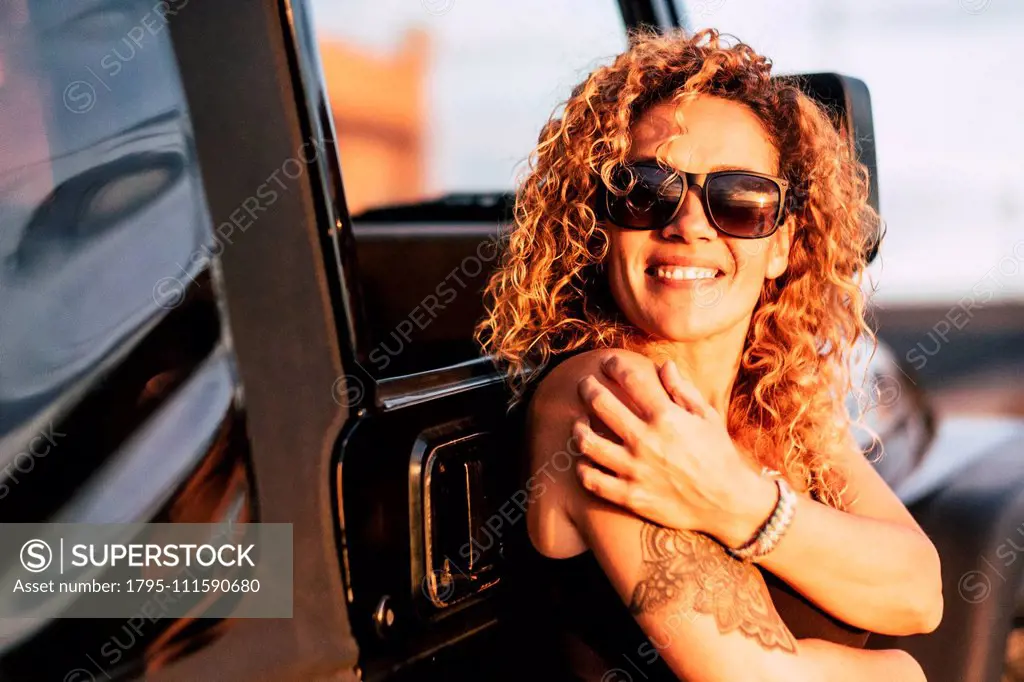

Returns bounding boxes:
[575,416,589,437]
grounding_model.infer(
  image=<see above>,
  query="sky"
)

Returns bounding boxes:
[309,0,1024,305]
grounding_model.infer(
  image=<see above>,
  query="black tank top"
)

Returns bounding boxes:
[506,351,870,681]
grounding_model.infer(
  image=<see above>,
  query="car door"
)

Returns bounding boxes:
[0,0,358,680]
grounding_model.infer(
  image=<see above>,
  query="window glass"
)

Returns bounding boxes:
[0,0,216,441]
[308,0,628,215]
[675,0,1024,305]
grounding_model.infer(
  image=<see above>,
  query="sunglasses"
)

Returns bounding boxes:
[600,162,790,238]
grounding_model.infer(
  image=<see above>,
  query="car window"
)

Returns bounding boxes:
[673,0,1024,306]
[0,0,219,447]
[307,0,628,216]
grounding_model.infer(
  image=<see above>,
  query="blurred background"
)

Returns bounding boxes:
[309,0,1024,419]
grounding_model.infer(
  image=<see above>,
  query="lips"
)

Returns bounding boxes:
[645,256,727,283]
[649,265,719,281]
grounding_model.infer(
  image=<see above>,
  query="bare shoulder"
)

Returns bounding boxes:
[525,347,652,469]
[529,347,653,414]
[524,348,654,557]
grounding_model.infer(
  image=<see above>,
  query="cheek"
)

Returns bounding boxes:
[606,233,645,291]
[607,254,636,314]
[729,240,773,297]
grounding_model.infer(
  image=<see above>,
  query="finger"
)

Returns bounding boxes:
[576,459,632,507]
[658,360,714,419]
[577,375,648,446]
[573,419,636,478]
[599,354,673,421]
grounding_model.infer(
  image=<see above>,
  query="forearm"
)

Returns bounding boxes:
[684,636,923,682]
[723,478,943,635]
[795,639,925,682]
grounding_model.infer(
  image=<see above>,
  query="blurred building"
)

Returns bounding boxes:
[317,30,428,216]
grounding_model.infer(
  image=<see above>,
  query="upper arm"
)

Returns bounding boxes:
[570,472,808,681]
[527,351,810,682]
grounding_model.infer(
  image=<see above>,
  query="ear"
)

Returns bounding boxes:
[764,217,794,280]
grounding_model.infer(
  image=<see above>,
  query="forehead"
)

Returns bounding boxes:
[628,95,778,174]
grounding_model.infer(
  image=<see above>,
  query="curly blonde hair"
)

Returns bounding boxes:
[474,28,880,509]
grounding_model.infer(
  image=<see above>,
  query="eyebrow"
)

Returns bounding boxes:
[707,164,757,172]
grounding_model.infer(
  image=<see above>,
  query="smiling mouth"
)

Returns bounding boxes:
[645,265,724,283]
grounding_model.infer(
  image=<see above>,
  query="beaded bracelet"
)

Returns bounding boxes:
[726,475,797,562]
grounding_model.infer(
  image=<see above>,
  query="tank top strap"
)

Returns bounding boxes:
[518,348,589,406]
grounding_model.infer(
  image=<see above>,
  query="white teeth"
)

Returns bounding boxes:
[654,266,719,281]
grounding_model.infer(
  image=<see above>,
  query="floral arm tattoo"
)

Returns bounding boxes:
[628,524,797,653]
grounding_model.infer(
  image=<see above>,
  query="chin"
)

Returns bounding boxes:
[656,326,724,343]
[630,295,753,343]
[638,313,726,343]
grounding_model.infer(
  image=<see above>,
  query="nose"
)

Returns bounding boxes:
[659,186,718,243]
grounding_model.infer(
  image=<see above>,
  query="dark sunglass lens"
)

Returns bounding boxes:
[606,165,682,229]
[705,174,781,237]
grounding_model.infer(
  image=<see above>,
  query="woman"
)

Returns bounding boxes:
[476,28,942,681]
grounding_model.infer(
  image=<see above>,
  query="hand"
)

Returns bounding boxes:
[573,354,777,547]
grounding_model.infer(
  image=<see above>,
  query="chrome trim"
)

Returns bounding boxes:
[409,422,501,610]
[375,357,511,411]
[381,356,496,382]
[421,431,489,608]
[353,223,504,239]
[380,375,505,411]
[335,452,355,604]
